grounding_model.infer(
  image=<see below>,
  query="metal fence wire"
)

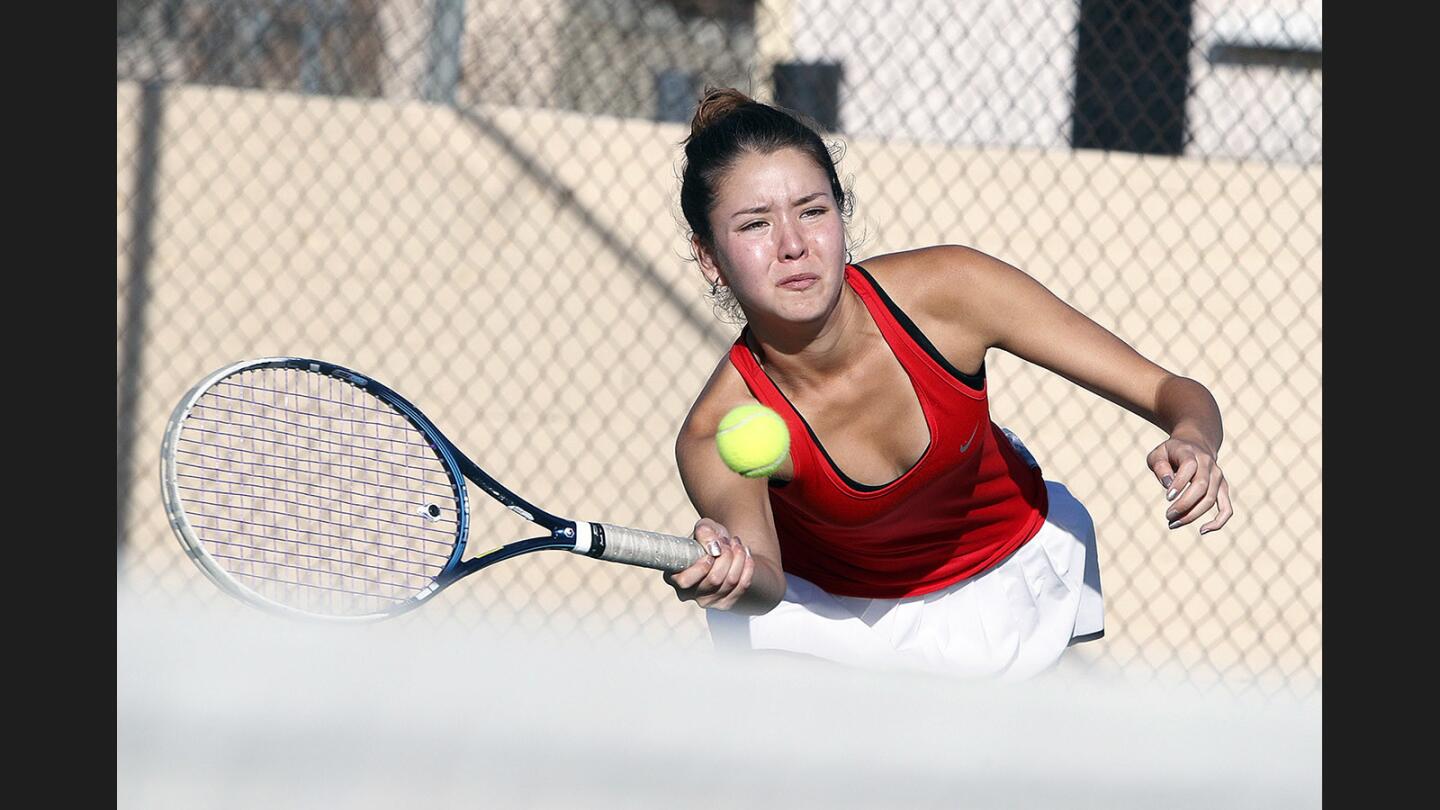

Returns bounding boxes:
[117,0,1322,697]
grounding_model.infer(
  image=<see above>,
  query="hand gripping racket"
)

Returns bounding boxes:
[160,357,704,621]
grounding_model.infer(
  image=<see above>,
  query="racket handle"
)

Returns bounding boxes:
[594,524,705,573]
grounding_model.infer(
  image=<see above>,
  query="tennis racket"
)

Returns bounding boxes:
[160,357,704,621]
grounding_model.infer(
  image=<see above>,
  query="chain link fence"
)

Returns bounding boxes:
[117,0,1321,696]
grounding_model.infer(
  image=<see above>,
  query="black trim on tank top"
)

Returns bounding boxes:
[850,262,986,391]
[741,328,892,493]
[770,380,892,493]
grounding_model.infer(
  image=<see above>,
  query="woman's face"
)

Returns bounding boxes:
[696,147,847,328]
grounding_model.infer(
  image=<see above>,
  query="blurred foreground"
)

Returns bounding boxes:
[118,590,1320,809]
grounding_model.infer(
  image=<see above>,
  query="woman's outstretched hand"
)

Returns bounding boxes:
[1147,436,1233,536]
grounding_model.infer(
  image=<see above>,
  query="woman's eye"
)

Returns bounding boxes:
[802,208,825,217]
[741,221,765,231]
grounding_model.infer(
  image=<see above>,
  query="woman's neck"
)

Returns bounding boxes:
[746,283,872,395]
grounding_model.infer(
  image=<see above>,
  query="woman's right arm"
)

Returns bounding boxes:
[668,374,788,615]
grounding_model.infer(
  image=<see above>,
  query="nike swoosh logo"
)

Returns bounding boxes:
[959,422,980,453]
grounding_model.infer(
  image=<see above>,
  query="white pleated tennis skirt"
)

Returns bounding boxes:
[707,432,1104,682]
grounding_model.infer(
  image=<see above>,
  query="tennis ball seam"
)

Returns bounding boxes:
[715,405,790,478]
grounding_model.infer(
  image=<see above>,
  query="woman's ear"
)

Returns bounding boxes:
[692,235,726,288]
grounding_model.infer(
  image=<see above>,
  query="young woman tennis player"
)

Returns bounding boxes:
[665,88,1232,680]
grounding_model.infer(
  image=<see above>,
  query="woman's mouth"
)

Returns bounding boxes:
[778,273,819,291]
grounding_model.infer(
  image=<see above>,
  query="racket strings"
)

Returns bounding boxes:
[171,461,455,530]
[182,401,455,491]
[172,492,455,556]
[172,367,463,616]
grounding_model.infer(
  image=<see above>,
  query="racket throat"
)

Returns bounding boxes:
[566,521,605,558]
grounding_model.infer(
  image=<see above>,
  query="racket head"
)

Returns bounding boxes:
[160,357,473,621]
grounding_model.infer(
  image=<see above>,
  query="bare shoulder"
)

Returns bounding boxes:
[678,349,758,445]
[854,244,1005,317]
[850,245,1014,369]
[677,345,800,484]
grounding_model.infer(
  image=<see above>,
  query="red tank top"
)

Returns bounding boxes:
[728,263,1049,598]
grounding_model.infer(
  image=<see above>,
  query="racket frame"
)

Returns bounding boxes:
[163,357,702,622]
[161,357,579,621]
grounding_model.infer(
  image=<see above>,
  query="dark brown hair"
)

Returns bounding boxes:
[679,87,850,251]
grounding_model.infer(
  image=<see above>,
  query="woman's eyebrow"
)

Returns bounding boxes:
[730,192,828,219]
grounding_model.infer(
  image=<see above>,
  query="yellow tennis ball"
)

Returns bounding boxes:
[716,404,790,478]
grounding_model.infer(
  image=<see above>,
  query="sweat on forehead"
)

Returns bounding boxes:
[713,151,834,214]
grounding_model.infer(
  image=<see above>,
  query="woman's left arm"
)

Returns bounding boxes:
[927,245,1233,536]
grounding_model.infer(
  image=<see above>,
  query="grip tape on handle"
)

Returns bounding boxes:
[596,524,705,573]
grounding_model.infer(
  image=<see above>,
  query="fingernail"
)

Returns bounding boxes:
[708,541,721,556]
[1162,475,1173,488]
[1165,510,1178,521]
[1168,521,1180,530]
[1167,489,1179,501]
[744,546,752,558]
[1199,528,1211,536]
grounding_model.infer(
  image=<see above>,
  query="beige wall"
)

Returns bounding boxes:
[117,81,1319,691]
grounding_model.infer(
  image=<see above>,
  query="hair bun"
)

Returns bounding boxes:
[688,86,755,141]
